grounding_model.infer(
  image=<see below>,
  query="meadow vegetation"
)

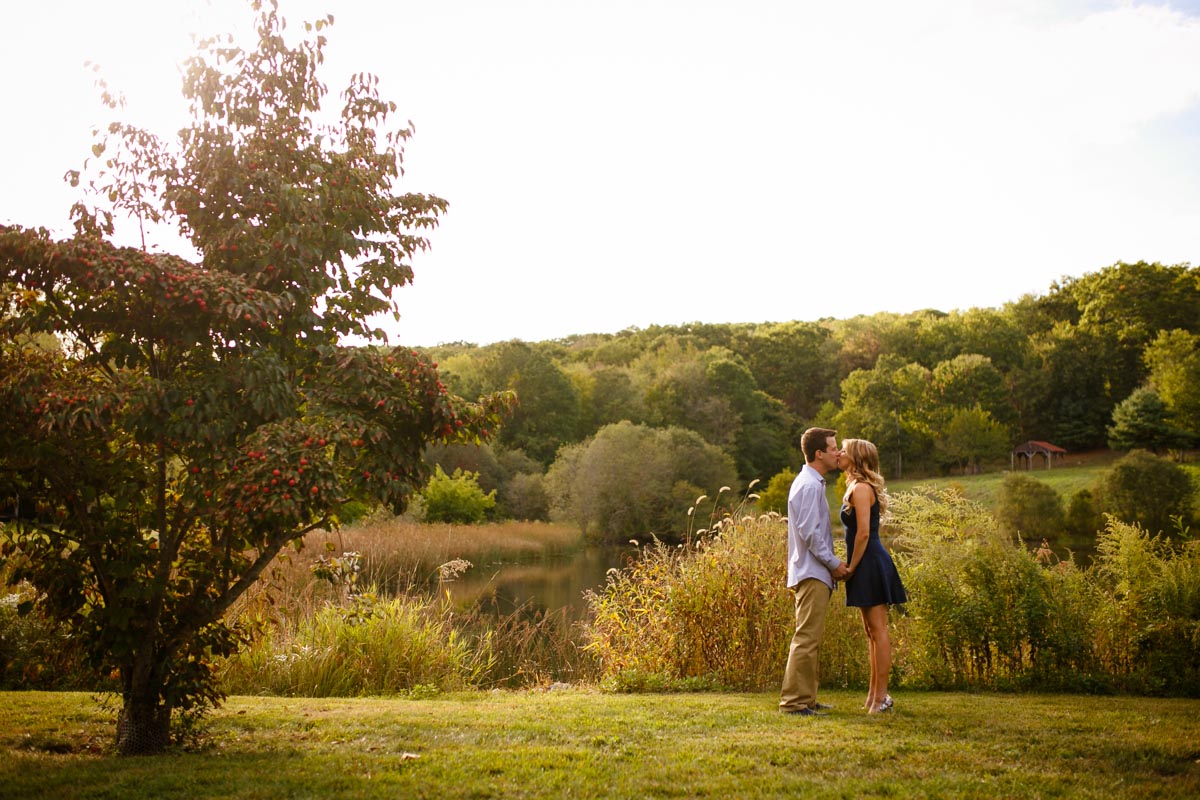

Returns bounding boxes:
[584,489,1200,697]
[20,443,1193,758]
[6,473,1199,702]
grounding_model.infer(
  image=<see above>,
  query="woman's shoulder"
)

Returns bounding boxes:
[849,482,888,506]
[850,481,874,499]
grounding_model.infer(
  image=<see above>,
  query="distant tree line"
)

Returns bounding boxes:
[414,260,1200,540]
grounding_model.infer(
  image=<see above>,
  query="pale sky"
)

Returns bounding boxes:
[4,0,1200,346]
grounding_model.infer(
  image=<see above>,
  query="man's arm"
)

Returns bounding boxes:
[792,481,844,575]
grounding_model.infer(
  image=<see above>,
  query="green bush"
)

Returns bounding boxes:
[887,487,1200,694]
[0,583,98,691]
[1097,449,1197,535]
[499,472,550,521]
[756,468,797,516]
[419,465,497,524]
[995,472,1065,542]
[890,487,1099,690]
[1065,488,1103,539]
[1091,519,1200,695]
[336,499,375,525]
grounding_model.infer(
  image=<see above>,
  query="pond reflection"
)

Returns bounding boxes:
[442,546,634,622]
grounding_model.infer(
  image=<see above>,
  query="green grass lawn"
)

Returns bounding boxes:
[886,450,1200,512]
[4,690,1198,799]
[888,462,1111,509]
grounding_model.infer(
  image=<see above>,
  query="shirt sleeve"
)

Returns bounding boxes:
[793,480,841,571]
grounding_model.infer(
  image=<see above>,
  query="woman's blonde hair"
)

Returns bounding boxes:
[841,438,889,515]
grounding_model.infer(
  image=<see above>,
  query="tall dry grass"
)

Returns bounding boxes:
[329,518,581,591]
[584,510,881,692]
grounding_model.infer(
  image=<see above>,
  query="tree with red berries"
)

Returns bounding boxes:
[0,1,511,755]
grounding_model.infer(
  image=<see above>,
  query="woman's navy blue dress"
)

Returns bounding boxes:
[841,495,907,608]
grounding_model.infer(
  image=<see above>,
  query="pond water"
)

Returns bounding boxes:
[442,545,635,622]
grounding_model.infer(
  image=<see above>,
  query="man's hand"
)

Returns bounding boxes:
[831,563,850,580]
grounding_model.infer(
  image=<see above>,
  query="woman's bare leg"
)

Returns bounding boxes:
[863,604,892,713]
[859,609,877,708]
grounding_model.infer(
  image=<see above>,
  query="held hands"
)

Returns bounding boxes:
[832,563,851,580]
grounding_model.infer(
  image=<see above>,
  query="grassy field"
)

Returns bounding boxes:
[4,690,1198,799]
[887,449,1200,509]
[887,455,1118,509]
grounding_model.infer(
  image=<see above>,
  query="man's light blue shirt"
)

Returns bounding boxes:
[786,464,842,590]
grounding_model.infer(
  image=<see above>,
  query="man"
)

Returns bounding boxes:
[779,427,849,716]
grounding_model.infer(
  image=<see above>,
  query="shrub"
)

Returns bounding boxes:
[888,488,1200,694]
[424,441,505,494]
[995,472,1065,541]
[500,472,550,521]
[1065,488,1103,539]
[889,487,1098,690]
[1097,449,1197,535]
[336,499,376,525]
[1090,518,1200,695]
[1037,556,1105,689]
[756,469,797,516]
[420,466,497,524]
[0,583,99,691]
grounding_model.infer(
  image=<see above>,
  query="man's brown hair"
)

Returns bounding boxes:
[800,427,837,464]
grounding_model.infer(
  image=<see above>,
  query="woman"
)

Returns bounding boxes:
[839,438,907,713]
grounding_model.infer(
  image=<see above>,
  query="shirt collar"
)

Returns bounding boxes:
[801,463,827,485]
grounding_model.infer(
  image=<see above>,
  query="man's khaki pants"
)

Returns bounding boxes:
[779,578,831,712]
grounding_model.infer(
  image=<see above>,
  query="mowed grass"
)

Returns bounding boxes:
[4,690,1199,799]
[888,459,1116,510]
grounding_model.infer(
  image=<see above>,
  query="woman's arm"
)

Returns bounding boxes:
[846,483,872,575]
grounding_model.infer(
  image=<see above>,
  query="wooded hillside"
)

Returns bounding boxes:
[412,260,1199,535]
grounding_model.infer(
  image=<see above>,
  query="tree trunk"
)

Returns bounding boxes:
[116,692,172,756]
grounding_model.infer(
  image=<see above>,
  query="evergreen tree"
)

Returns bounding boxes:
[1107,387,1191,454]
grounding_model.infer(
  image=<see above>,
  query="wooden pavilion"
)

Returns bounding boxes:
[1011,440,1067,470]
